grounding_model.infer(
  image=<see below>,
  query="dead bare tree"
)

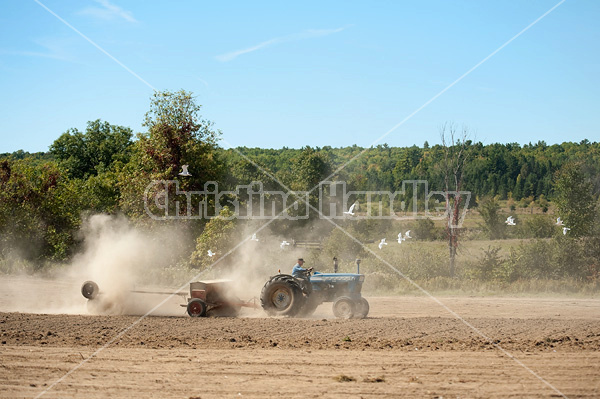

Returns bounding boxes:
[440,123,470,277]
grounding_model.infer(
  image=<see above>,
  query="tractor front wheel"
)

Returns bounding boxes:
[187,298,207,317]
[332,296,355,319]
[354,297,370,319]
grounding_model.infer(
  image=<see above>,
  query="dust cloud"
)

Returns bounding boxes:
[0,214,190,316]
[0,214,325,318]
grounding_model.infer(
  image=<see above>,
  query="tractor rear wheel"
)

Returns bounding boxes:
[261,277,305,317]
[332,296,355,319]
[354,297,370,319]
[187,298,207,317]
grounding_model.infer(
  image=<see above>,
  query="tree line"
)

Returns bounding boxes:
[225,140,600,202]
[1,90,599,269]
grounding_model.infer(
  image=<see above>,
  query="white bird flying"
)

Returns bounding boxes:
[505,216,516,226]
[280,240,290,250]
[207,249,215,257]
[250,233,259,242]
[378,238,388,250]
[178,165,192,177]
[404,230,412,239]
[556,217,564,226]
[397,232,406,244]
[343,202,357,216]
[563,227,571,235]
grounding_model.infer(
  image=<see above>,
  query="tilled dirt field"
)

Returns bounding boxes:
[0,277,599,398]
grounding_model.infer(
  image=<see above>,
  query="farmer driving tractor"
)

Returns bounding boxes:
[292,258,312,277]
[291,257,313,294]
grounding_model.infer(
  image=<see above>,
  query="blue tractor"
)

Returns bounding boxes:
[260,269,369,319]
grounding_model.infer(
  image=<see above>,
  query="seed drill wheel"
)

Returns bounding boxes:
[261,276,305,317]
[81,281,99,300]
[332,296,355,319]
[187,298,207,317]
[354,297,370,319]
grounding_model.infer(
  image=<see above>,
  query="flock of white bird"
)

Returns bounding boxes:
[505,215,571,235]
[205,234,287,258]
[342,201,414,250]
[377,230,413,250]
[179,167,574,259]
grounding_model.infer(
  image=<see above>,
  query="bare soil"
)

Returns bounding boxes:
[0,277,599,398]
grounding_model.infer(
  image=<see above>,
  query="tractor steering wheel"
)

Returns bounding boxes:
[301,267,314,278]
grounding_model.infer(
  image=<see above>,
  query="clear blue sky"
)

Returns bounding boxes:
[1,0,598,153]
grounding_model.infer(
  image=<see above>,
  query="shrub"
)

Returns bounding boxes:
[413,218,438,240]
[518,215,555,238]
[467,246,504,281]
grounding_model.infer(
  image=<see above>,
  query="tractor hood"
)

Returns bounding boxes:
[310,273,365,282]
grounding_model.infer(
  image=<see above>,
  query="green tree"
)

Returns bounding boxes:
[50,119,132,179]
[189,207,236,270]
[286,146,332,219]
[83,170,122,213]
[139,90,221,175]
[478,196,505,239]
[0,160,85,261]
[287,147,331,191]
[120,90,225,218]
[553,162,597,237]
